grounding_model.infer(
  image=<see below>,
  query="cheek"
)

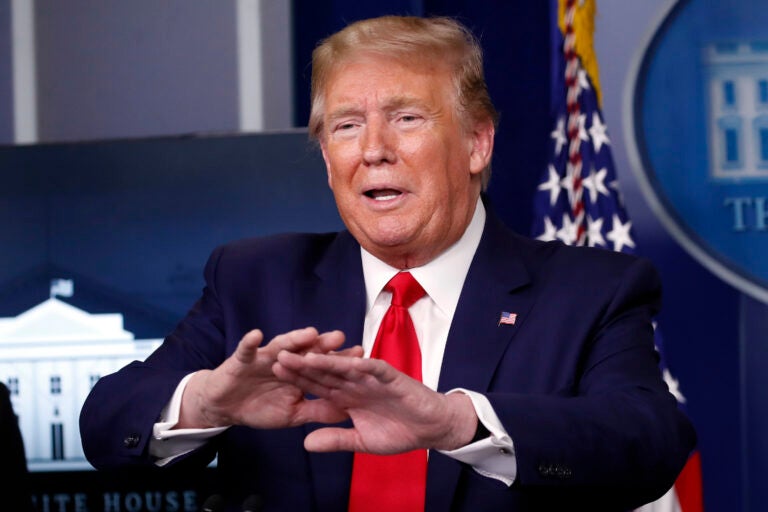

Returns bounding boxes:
[399,135,431,158]
[324,151,354,190]
[320,144,334,188]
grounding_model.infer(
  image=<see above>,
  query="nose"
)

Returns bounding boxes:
[361,117,396,165]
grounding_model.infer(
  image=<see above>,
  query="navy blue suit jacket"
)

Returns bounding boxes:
[80,208,695,511]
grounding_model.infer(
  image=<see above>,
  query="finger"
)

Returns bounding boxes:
[290,352,397,387]
[234,329,264,363]
[312,330,347,353]
[277,351,378,388]
[279,350,365,374]
[272,361,350,400]
[331,345,364,358]
[294,397,349,425]
[263,327,320,357]
[304,426,359,453]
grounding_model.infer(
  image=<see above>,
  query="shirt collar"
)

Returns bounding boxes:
[361,199,486,317]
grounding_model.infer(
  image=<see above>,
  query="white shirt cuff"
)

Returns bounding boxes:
[149,372,229,466]
[438,388,517,486]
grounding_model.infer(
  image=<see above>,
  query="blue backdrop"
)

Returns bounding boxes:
[0,1,752,510]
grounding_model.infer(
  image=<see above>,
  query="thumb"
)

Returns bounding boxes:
[234,329,264,363]
[304,427,359,453]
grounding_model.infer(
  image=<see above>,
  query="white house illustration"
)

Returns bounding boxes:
[704,41,768,180]
[0,293,162,471]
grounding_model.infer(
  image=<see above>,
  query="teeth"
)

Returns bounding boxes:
[367,189,401,201]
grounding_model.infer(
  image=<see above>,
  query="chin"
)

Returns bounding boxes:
[373,226,420,246]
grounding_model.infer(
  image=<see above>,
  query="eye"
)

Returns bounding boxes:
[332,120,361,136]
[394,112,425,129]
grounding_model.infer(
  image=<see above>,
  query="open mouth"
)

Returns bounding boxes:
[364,189,402,201]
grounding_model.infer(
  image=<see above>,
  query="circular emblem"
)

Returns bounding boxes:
[627,0,768,303]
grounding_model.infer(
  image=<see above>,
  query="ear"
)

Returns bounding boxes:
[319,141,334,189]
[467,120,495,176]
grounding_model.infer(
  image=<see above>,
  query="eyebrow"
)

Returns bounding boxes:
[327,95,431,122]
[382,95,429,112]
[326,106,363,122]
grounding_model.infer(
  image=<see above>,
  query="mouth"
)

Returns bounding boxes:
[364,188,403,201]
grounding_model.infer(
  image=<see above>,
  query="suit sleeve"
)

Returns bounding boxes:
[486,256,696,507]
[79,245,230,470]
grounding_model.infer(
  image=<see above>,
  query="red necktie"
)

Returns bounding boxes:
[348,272,427,512]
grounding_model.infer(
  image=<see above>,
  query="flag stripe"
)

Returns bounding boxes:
[675,452,704,512]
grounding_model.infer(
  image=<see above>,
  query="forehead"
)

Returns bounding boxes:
[323,54,455,109]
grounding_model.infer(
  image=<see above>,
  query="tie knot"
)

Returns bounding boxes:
[385,272,425,309]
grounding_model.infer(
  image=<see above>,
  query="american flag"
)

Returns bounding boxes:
[531,0,635,252]
[498,311,517,326]
[532,1,704,511]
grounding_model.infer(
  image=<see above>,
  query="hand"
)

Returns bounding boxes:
[272,351,478,454]
[177,327,363,430]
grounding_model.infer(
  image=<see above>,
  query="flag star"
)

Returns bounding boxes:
[556,213,579,245]
[589,112,611,153]
[536,216,559,241]
[606,214,635,252]
[538,164,563,206]
[581,166,609,204]
[586,215,606,247]
[663,368,686,404]
[577,68,590,92]
[560,162,582,208]
[576,113,589,142]
[551,117,567,155]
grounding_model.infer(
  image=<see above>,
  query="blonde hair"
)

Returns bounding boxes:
[308,15,498,186]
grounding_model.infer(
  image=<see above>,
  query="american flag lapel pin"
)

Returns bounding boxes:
[498,311,517,326]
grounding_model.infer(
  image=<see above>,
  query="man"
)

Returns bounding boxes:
[1,382,35,511]
[80,15,696,511]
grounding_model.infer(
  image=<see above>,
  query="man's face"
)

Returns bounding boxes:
[319,54,494,269]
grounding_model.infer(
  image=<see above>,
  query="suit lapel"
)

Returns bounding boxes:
[294,231,366,509]
[286,216,539,510]
[295,230,367,349]
[427,211,537,511]
[437,213,534,393]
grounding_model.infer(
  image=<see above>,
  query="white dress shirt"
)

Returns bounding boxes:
[151,199,517,484]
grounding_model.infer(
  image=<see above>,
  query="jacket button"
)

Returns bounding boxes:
[123,433,141,448]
